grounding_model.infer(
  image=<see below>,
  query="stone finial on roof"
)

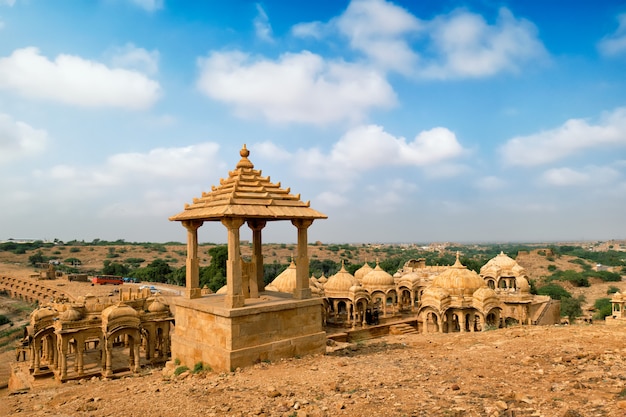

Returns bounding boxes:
[236,144,254,169]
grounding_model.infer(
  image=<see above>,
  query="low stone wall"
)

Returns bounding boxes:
[0,276,72,304]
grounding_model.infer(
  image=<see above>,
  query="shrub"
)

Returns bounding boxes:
[174,365,189,376]
[193,362,204,373]
[192,362,212,373]
[593,298,612,320]
[561,295,585,321]
[537,283,571,300]
[607,286,620,295]
[591,271,622,282]
[547,265,557,272]
[69,247,81,253]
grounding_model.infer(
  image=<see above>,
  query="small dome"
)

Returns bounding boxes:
[354,262,373,283]
[148,300,168,313]
[267,260,297,293]
[473,286,498,303]
[325,263,359,292]
[432,254,485,296]
[397,271,421,284]
[216,285,227,294]
[421,286,451,301]
[362,263,394,286]
[318,274,328,284]
[60,307,82,321]
[32,307,56,321]
[480,251,526,277]
[516,276,531,293]
[102,303,138,321]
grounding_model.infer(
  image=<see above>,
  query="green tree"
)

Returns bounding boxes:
[593,297,613,320]
[169,266,186,286]
[28,250,46,266]
[102,260,130,276]
[561,295,585,321]
[196,245,228,291]
[536,283,571,300]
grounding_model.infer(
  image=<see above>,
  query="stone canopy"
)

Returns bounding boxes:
[169,144,327,223]
[169,144,327,308]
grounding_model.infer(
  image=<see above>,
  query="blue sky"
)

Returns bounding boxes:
[0,0,625,244]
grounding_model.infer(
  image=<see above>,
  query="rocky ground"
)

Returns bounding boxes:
[2,324,626,417]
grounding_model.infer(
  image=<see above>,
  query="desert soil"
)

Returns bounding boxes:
[2,324,626,417]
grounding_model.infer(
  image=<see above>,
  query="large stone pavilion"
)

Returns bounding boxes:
[168,145,327,372]
[266,251,560,332]
[21,288,172,381]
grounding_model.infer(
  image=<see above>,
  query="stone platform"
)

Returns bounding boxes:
[170,292,326,372]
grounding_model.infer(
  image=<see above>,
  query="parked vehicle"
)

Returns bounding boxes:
[92,275,123,285]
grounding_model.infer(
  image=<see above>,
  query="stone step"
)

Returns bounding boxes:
[389,323,418,335]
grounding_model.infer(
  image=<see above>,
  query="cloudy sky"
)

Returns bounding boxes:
[1,0,625,244]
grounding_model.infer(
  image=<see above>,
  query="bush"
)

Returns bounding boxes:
[607,286,620,295]
[0,315,10,326]
[590,271,622,282]
[174,365,189,376]
[561,296,585,321]
[537,283,571,300]
[192,362,212,374]
[593,298,613,320]
[547,265,557,272]
[545,270,589,287]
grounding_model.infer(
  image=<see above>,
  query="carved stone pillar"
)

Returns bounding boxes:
[133,337,140,373]
[33,338,41,373]
[247,219,267,298]
[292,219,313,299]
[60,337,68,379]
[104,341,112,377]
[77,338,84,375]
[182,220,204,299]
[222,218,246,308]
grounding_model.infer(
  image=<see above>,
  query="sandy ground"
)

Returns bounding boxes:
[2,324,626,417]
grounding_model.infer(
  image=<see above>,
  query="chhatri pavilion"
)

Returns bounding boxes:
[168,145,327,372]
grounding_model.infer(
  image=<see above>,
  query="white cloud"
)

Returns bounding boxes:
[474,175,507,190]
[108,43,159,75]
[542,166,621,187]
[263,124,464,183]
[0,47,160,109]
[254,141,292,161]
[316,191,350,208]
[292,2,546,79]
[420,8,547,79]
[598,13,626,56]
[336,0,422,74]
[254,3,273,43]
[40,143,224,189]
[364,178,418,213]
[330,124,464,170]
[0,113,48,164]
[129,0,163,12]
[500,107,626,166]
[196,50,395,125]
[291,21,325,39]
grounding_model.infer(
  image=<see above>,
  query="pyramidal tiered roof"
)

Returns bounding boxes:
[169,145,327,222]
